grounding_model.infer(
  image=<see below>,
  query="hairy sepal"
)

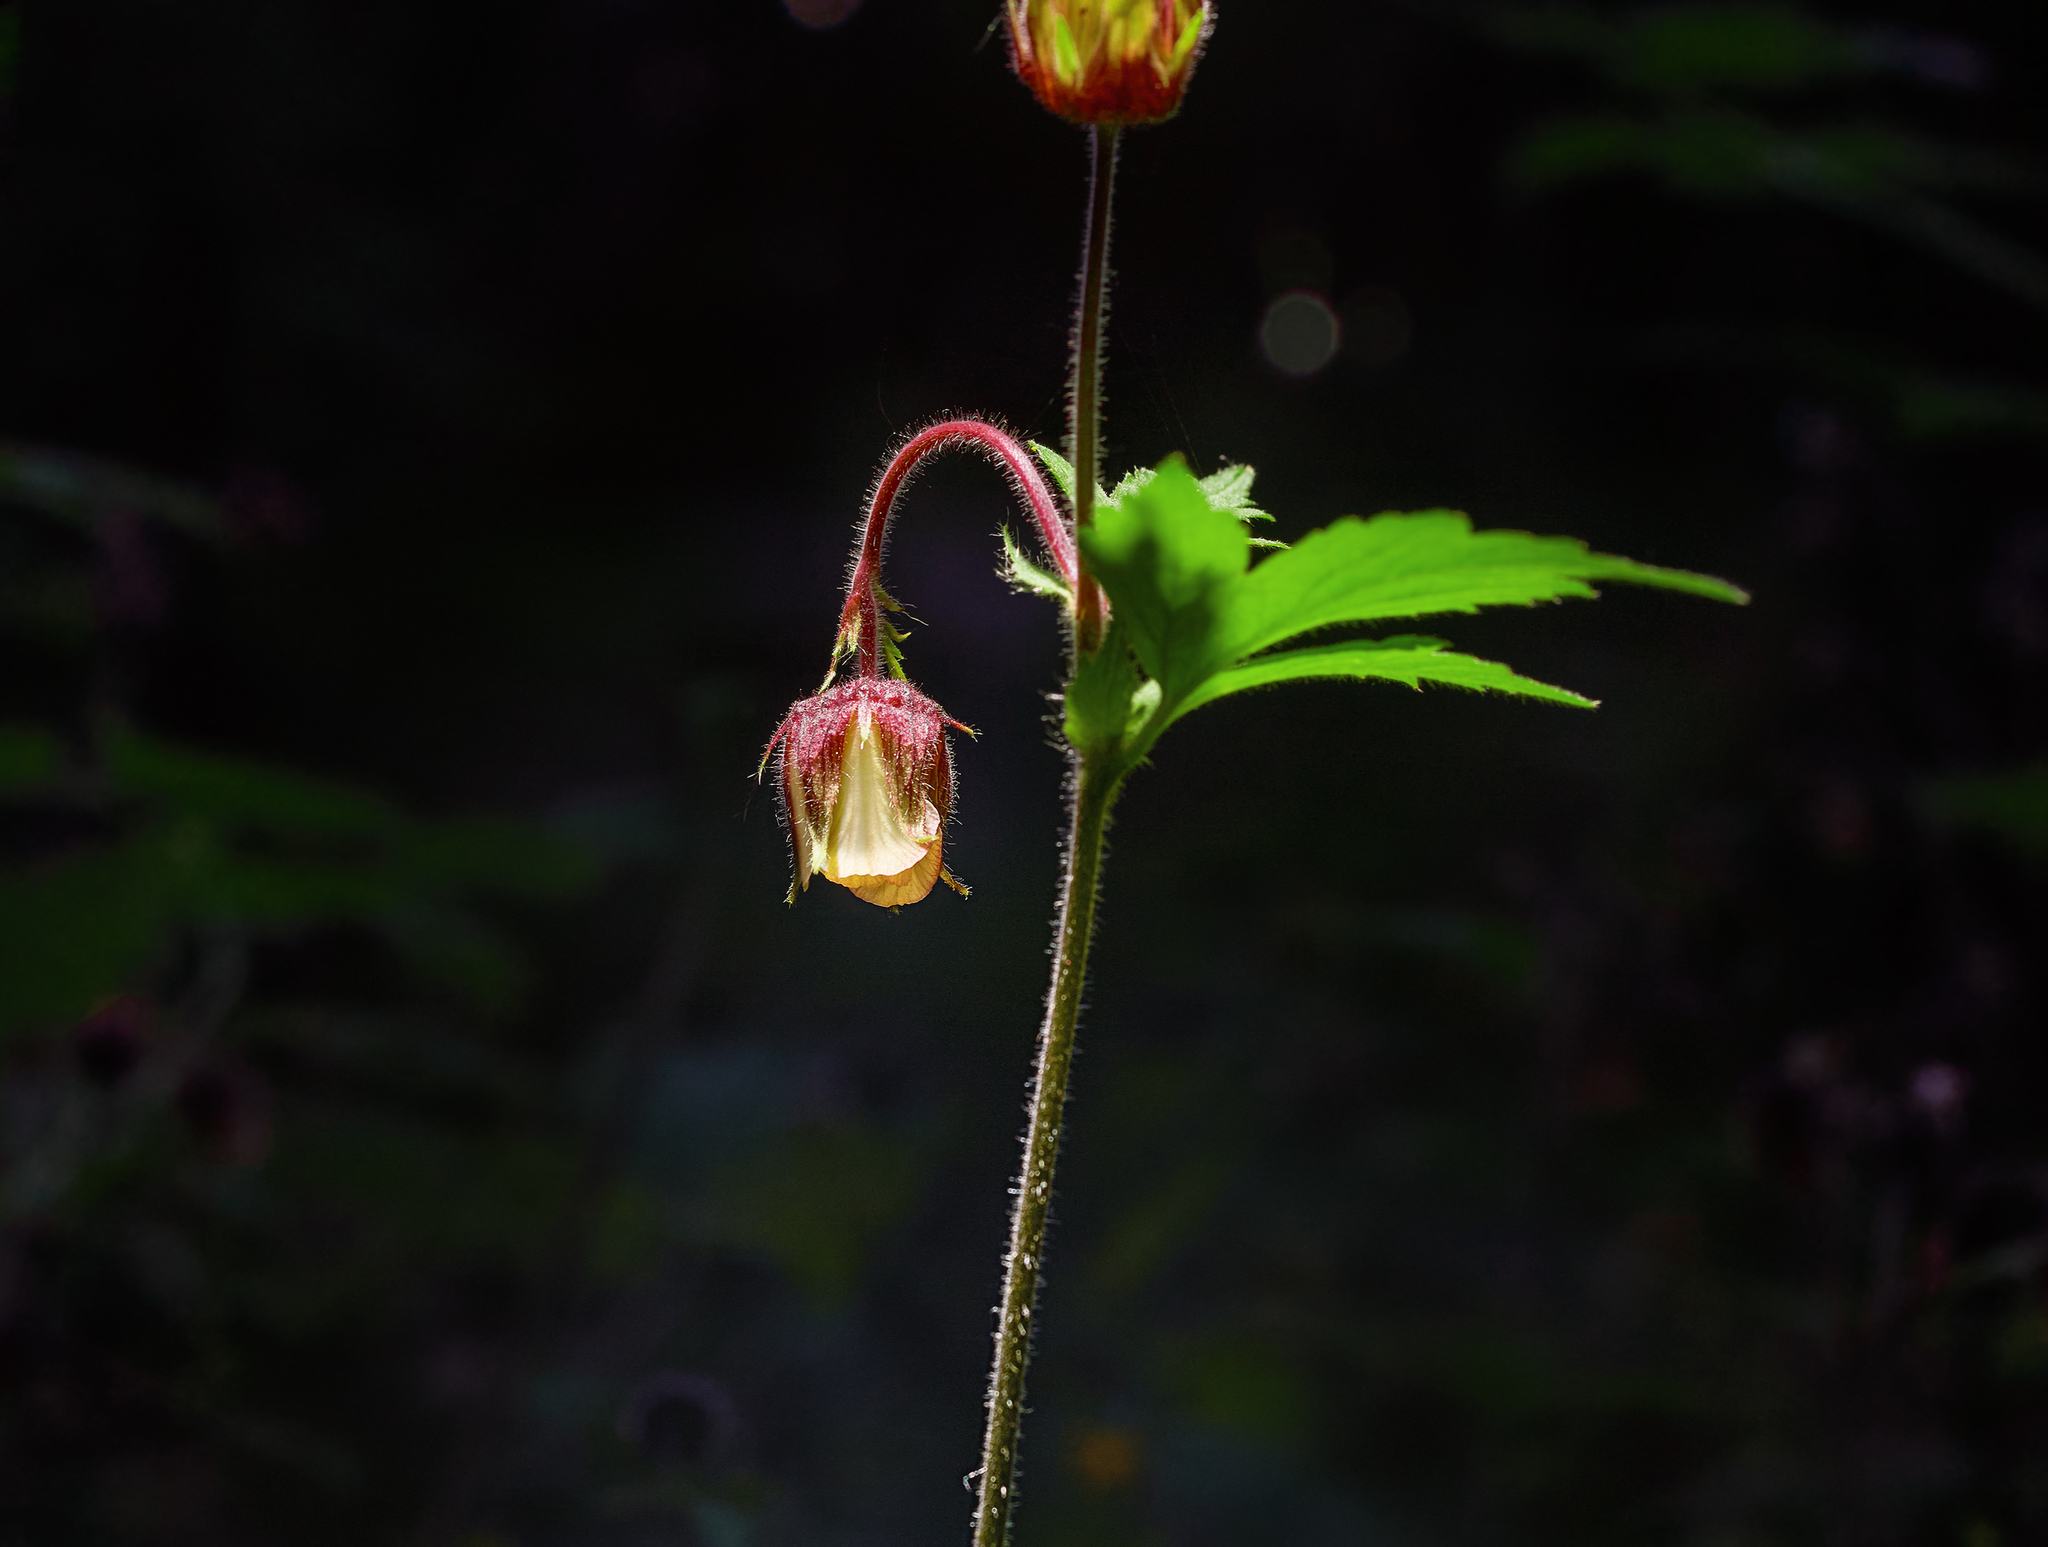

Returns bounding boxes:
[1000,524,1073,605]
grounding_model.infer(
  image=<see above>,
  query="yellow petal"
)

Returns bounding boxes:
[824,725,931,885]
[841,841,945,909]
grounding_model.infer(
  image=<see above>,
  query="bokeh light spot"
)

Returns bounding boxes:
[1259,291,1341,378]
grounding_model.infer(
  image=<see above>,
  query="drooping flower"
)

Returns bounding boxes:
[1006,0,1212,126]
[764,675,969,908]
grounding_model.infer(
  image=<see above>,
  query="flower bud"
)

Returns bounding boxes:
[1006,0,1211,126]
[765,676,968,908]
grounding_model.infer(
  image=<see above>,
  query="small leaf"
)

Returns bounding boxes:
[1217,510,1745,665]
[1063,622,1144,754]
[1115,461,1271,526]
[1157,638,1596,741]
[1030,441,1110,513]
[1031,441,1074,498]
[1196,463,1272,523]
[1078,457,1249,706]
[1000,524,1073,603]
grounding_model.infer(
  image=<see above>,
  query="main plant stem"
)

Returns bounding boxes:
[972,753,1116,1547]
[971,117,1127,1547]
[1070,124,1119,654]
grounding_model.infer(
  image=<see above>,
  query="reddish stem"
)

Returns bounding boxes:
[838,419,1077,679]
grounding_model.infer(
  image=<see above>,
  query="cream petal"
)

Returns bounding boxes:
[843,840,944,908]
[824,725,931,883]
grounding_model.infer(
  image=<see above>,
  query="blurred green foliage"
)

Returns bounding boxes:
[1929,767,2048,853]
[0,725,595,1031]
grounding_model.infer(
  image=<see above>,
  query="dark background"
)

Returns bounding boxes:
[3,1,2047,1544]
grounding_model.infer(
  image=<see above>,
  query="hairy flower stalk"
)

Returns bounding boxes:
[1069,125,1117,655]
[971,12,1213,1541]
[1005,0,1210,652]
[837,420,1075,681]
[761,421,1075,910]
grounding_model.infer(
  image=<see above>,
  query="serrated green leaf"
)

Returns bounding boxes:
[1037,442,1270,534]
[1000,524,1073,603]
[1155,638,1596,743]
[1217,510,1746,664]
[1031,441,1074,497]
[1071,453,1743,768]
[1030,441,1110,514]
[1196,463,1272,522]
[1078,457,1248,705]
[1106,464,1156,508]
[1111,460,1271,527]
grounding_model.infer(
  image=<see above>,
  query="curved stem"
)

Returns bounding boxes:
[973,751,1118,1547]
[838,419,1076,679]
[1069,126,1120,656]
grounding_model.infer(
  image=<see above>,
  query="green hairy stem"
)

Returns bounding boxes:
[972,753,1118,1547]
[970,113,1132,1547]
